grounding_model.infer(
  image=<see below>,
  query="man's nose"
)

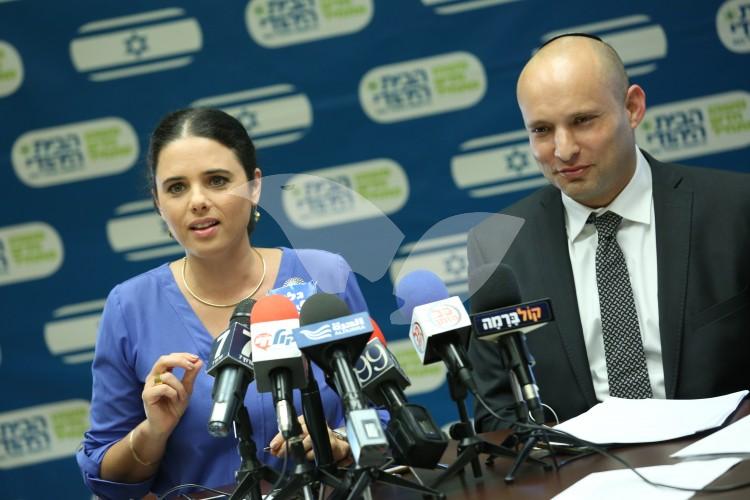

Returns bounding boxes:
[554,128,580,163]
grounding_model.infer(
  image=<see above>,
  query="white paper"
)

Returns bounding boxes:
[553,390,748,444]
[672,413,750,458]
[553,457,741,500]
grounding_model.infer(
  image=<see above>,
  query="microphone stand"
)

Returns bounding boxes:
[333,464,445,500]
[430,372,544,489]
[265,422,321,500]
[324,351,444,500]
[267,379,348,500]
[229,405,280,500]
[502,376,558,483]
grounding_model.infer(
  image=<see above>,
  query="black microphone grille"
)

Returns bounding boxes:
[230,298,256,324]
[299,293,351,326]
[469,263,522,314]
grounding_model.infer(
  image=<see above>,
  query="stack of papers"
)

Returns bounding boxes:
[672,413,750,458]
[553,390,748,444]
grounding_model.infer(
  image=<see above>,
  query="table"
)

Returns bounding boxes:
[380,400,750,499]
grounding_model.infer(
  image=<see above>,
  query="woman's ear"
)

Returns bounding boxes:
[249,167,262,205]
[152,190,161,214]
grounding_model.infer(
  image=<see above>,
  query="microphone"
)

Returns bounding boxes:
[206,298,256,437]
[267,283,336,470]
[354,322,448,468]
[395,270,478,395]
[294,293,389,467]
[468,263,552,424]
[250,295,308,439]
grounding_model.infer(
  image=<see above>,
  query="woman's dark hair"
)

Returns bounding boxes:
[147,108,260,233]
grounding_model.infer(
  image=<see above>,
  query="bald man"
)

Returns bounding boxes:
[467,35,750,431]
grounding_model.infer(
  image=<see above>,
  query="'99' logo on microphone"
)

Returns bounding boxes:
[354,340,389,384]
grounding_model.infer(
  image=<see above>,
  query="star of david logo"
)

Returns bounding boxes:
[236,108,259,131]
[443,252,467,279]
[505,149,529,174]
[124,32,149,58]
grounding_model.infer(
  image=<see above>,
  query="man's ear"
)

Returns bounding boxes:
[625,84,647,129]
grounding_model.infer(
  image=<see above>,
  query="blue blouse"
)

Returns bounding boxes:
[76,248,371,499]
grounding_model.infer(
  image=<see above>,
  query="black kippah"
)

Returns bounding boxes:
[538,32,603,50]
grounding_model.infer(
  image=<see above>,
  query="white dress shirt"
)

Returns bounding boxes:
[562,147,665,401]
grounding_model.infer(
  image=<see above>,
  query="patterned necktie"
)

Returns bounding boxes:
[589,211,653,399]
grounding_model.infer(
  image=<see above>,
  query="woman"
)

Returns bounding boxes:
[76,108,370,499]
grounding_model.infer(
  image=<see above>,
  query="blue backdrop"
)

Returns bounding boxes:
[1,0,749,497]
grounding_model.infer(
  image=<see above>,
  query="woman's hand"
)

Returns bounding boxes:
[268,415,352,465]
[141,352,203,437]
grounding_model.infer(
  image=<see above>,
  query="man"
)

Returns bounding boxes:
[467,34,750,431]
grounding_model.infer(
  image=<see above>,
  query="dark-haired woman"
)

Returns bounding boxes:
[76,108,375,499]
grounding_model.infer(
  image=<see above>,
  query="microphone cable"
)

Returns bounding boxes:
[155,442,292,500]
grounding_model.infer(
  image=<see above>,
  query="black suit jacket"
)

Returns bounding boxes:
[467,152,750,431]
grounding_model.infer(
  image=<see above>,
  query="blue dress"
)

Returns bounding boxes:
[76,248,373,499]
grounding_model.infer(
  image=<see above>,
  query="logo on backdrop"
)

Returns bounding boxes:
[541,14,667,76]
[451,129,547,198]
[389,232,469,298]
[11,117,138,188]
[0,222,63,287]
[192,84,313,149]
[717,0,750,53]
[246,0,373,48]
[0,40,23,98]
[44,300,105,365]
[420,0,518,16]
[106,199,182,262]
[0,400,90,469]
[636,91,750,161]
[359,51,486,123]
[282,159,409,228]
[69,7,202,82]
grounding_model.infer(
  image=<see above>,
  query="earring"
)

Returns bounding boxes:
[254,208,261,223]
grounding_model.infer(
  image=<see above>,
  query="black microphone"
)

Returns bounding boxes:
[395,270,479,395]
[354,334,448,468]
[294,293,389,467]
[206,298,256,437]
[469,263,552,424]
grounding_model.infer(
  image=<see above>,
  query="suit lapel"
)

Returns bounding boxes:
[648,153,692,398]
[537,191,598,407]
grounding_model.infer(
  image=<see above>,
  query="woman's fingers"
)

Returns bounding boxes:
[150,352,200,379]
[181,358,203,395]
[150,371,188,402]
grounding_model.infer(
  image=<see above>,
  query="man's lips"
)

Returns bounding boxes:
[557,165,590,178]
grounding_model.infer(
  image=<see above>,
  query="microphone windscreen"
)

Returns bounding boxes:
[252,294,299,323]
[369,318,387,345]
[299,293,351,326]
[230,298,255,325]
[394,269,450,321]
[468,263,522,314]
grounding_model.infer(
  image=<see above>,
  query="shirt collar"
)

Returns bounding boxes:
[563,147,653,241]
